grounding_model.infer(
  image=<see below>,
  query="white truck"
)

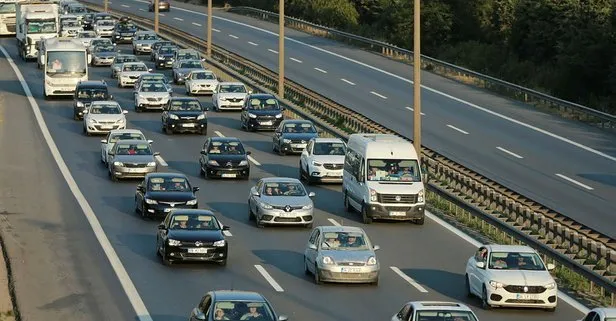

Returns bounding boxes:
[40,37,89,99]
[16,0,59,60]
[0,0,19,35]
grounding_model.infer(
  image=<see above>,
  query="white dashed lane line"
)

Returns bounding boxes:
[556,174,594,191]
[173,17,184,21]
[314,67,327,73]
[327,218,341,226]
[212,28,220,32]
[446,124,469,135]
[138,8,145,11]
[216,220,233,236]
[214,131,261,166]
[340,78,355,85]
[390,267,429,293]
[254,265,284,292]
[496,146,523,159]
[370,91,387,99]
[405,107,425,115]
[159,13,165,16]
[290,57,302,63]
[121,4,130,7]
[248,41,258,46]
[192,22,202,27]
[267,49,278,54]
[228,34,239,39]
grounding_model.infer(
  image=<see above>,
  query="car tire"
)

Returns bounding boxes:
[277,144,286,156]
[162,254,173,266]
[200,128,207,135]
[305,222,313,229]
[314,264,322,284]
[481,286,492,310]
[255,213,264,228]
[199,164,205,177]
[465,274,473,297]
[73,112,79,121]
[415,216,425,225]
[248,205,254,221]
[156,239,162,257]
[164,126,172,135]
[134,198,141,214]
[361,204,372,224]
[370,278,379,286]
[545,307,556,312]
[343,191,353,212]
[304,257,310,275]
[217,259,227,266]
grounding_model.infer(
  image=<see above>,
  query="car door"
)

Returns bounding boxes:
[470,247,488,294]
[157,213,172,249]
[249,179,264,213]
[190,294,211,321]
[273,124,283,148]
[300,140,313,171]
[162,100,170,124]
[135,178,147,210]
[305,227,320,268]
[199,138,211,171]
[101,132,111,162]
[391,303,412,321]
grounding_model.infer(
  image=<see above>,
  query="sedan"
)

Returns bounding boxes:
[82,101,128,136]
[60,20,83,37]
[149,0,170,12]
[110,54,139,78]
[184,70,218,95]
[156,209,229,266]
[188,290,288,321]
[171,59,204,84]
[117,62,151,87]
[304,225,380,285]
[134,81,171,112]
[112,22,138,44]
[212,82,250,111]
[94,19,115,37]
[390,301,479,321]
[107,139,159,181]
[240,94,284,131]
[272,119,319,155]
[150,41,174,61]
[90,44,117,66]
[154,45,178,69]
[299,138,346,184]
[76,30,97,47]
[173,48,200,61]
[135,173,199,218]
[100,129,148,164]
[162,97,208,134]
[248,177,315,228]
[132,31,159,55]
[199,136,251,179]
[577,308,616,321]
[133,73,171,90]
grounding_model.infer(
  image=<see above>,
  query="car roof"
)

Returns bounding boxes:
[122,62,146,66]
[108,129,143,135]
[90,101,119,106]
[210,136,241,142]
[595,308,616,317]
[211,290,266,302]
[77,81,107,88]
[312,137,344,143]
[409,301,474,312]
[485,244,536,253]
[146,172,188,179]
[260,177,301,184]
[248,93,275,99]
[319,225,364,234]
[169,209,215,216]
[178,59,202,63]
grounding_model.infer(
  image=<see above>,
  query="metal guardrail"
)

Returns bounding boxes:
[81,2,616,305]
[228,6,616,130]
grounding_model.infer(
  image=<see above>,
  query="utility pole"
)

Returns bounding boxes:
[413,0,422,160]
[207,0,212,57]
[278,0,285,98]
[154,0,159,33]
[104,0,108,12]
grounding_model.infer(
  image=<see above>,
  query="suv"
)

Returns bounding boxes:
[240,94,284,131]
[148,0,170,12]
[390,301,479,321]
[73,80,113,120]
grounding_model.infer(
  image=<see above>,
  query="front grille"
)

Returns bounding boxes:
[181,252,216,259]
[180,116,196,120]
[122,163,147,168]
[504,299,544,304]
[129,76,139,79]
[158,201,186,206]
[146,97,163,102]
[227,98,243,103]
[273,217,302,222]
[98,121,115,125]
[256,115,274,120]
[182,241,213,246]
[504,285,547,294]
[271,205,303,211]
[384,206,412,211]
[378,194,418,203]
[323,163,343,170]
[326,272,373,279]
[337,262,366,266]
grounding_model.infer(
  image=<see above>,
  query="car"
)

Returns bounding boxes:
[101,129,149,164]
[577,308,616,321]
[162,97,208,134]
[299,138,346,184]
[199,137,251,179]
[90,44,117,66]
[107,139,159,181]
[60,18,83,37]
[212,82,251,111]
[82,13,95,30]
[82,101,128,136]
[272,119,319,155]
[133,73,171,91]
[171,59,205,84]
[150,40,174,61]
[117,62,151,87]
[156,209,229,266]
[132,30,159,55]
[76,30,97,47]
[248,177,315,228]
[390,301,479,321]
[184,70,218,95]
[240,94,284,131]
[112,22,138,44]
[88,37,114,55]
[148,0,170,12]
[94,19,115,37]
[134,81,172,112]
[188,290,288,321]
[93,12,113,24]
[153,45,178,69]
[110,54,139,78]
[173,48,200,61]
[135,173,199,218]
[73,80,112,120]
[465,244,557,311]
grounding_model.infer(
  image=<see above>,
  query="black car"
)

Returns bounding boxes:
[135,173,199,218]
[240,94,284,131]
[272,119,319,155]
[199,137,251,179]
[154,45,178,69]
[73,80,112,120]
[189,290,288,321]
[112,22,138,44]
[148,0,170,12]
[156,209,229,266]
[82,13,94,30]
[150,41,174,61]
[162,97,208,134]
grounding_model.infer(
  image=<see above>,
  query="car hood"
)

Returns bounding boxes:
[320,249,375,263]
[260,195,311,206]
[144,191,196,202]
[135,39,157,45]
[208,154,247,163]
[486,269,554,285]
[93,51,116,57]
[174,67,201,74]
[187,79,218,85]
[87,114,125,122]
[166,229,224,242]
[120,71,149,77]
[280,133,319,141]
[312,154,345,164]
[112,154,156,163]
[247,109,283,116]
[137,91,170,98]
[366,180,422,190]
[218,93,247,99]
[168,110,205,117]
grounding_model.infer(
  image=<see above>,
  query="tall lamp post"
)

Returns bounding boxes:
[278,0,285,99]
[413,0,422,161]
[154,0,159,33]
[104,0,108,12]
[206,0,212,57]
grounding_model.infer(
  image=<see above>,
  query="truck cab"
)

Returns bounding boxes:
[16,1,59,60]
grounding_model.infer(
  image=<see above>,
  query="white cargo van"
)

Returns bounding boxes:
[342,134,426,224]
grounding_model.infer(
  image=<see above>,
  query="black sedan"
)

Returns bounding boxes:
[112,23,138,44]
[189,290,288,321]
[162,97,208,135]
[154,46,178,69]
[199,137,251,179]
[134,172,199,218]
[150,41,174,61]
[240,94,284,131]
[273,119,319,155]
[156,209,229,266]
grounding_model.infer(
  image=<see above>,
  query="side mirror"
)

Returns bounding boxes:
[246,151,252,155]
[192,186,200,192]
[200,150,206,155]
[308,244,317,250]
[308,192,316,197]
[108,151,115,156]
[203,107,209,111]
[546,263,555,271]
[100,139,107,144]
[122,110,128,114]
[40,54,45,61]
[222,225,230,231]
[157,223,165,230]
[278,316,288,321]
[148,68,153,72]
[251,190,260,197]
[192,308,206,320]
[109,94,114,99]
[147,140,153,144]
[373,245,380,251]
[476,261,486,269]
[153,152,160,156]
[82,109,88,114]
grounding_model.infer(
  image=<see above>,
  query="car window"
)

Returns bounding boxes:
[141,82,167,92]
[282,122,316,133]
[313,142,345,155]
[77,88,107,99]
[262,182,306,196]
[89,104,121,114]
[308,228,319,244]
[219,84,246,93]
[95,45,115,52]
[115,143,152,155]
[211,301,275,321]
[109,133,144,143]
[148,176,190,192]
[367,159,421,183]
[169,100,202,111]
[488,252,546,271]
[180,61,202,69]
[320,231,369,250]
[124,64,147,71]
[415,310,477,321]
[169,214,220,230]
[248,97,280,110]
[207,141,245,155]
[191,72,215,80]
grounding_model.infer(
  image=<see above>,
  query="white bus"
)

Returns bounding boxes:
[41,37,88,98]
[342,134,426,225]
[0,0,19,35]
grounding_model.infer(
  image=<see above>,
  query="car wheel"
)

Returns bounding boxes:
[545,307,556,312]
[298,162,304,180]
[305,165,314,185]
[155,239,161,257]
[415,216,425,225]
[370,277,379,286]
[304,256,310,275]
[248,205,254,221]
[361,204,372,224]
[277,144,286,156]
[305,222,313,229]
[314,264,322,284]
[199,164,205,177]
[73,112,79,121]
[465,274,473,297]
[344,191,353,212]
[111,174,118,182]
[272,141,277,152]
[164,126,172,135]
[200,127,207,135]
[162,253,173,266]
[481,286,492,310]
[134,197,141,214]
[255,213,264,228]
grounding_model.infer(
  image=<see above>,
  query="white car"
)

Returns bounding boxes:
[184,70,218,95]
[465,244,557,311]
[100,129,150,164]
[60,20,83,37]
[212,82,250,111]
[76,31,98,47]
[117,62,151,88]
[82,101,128,136]
[94,19,115,37]
[134,81,171,112]
[577,308,616,321]
[299,138,346,184]
[390,301,479,321]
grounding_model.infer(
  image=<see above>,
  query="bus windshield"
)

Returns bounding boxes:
[366,159,421,182]
[0,3,16,13]
[27,19,57,34]
[46,51,87,77]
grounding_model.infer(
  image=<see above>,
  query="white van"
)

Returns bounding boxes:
[342,134,426,224]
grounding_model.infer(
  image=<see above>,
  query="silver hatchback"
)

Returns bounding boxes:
[248,177,315,228]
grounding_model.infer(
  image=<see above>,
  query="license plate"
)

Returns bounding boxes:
[291,144,306,149]
[259,121,272,125]
[221,173,236,178]
[188,248,207,254]
[390,211,406,216]
[101,126,113,129]
[182,123,195,127]
[127,168,142,173]
[279,212,293,217]
[515,294,538,300]
[341,267,361,273]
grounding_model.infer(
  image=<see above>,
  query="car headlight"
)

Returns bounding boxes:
[207,160,219,166]
[369,188,377,202]
[219,97,226,101]
[258,201,272,210]
[322,256,334,265]
[186,199,198,206]
[147,162,156,167]
[238,160,248,166]
[117,118,125,123]
[282,139,291,144]
[197,114,206,120]
[367,256,377,265]
[302,204,313,210]
[275,113,282,118]
[144,198,157,204]
[489,280,505,288]
[248,113,257,119]
[213,240,226,247]
[158,56,164,60]
[311,161,322,167]
[417,189,424,202]
[76,101,84,107]
[169,114,179,120]
[88,118,96,124]
[113,161,123,166]
[544,282,556,289]
[167,239,181,246]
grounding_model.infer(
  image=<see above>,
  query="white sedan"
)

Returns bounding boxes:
[212,82,250,111]
[184,70,218,95]
[83,101,128,136]
[299,137,346,184]
[117,62,151,88]
[577,308,616,321]
[100,129,150,164]
[465,244,557,311]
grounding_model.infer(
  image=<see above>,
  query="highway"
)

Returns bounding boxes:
[80,0,616,238]
[0,34,587,320]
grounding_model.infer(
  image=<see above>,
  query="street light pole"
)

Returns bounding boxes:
[278,0,285,98]
[207,0,212,57]
[104,0,108,12]
[413,0,422,160]
[154,0,159,33]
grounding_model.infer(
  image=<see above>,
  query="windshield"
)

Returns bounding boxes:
[367,159,421,182]
[321,231,369,250]
[89,104,121,114]
[219,84,246,93]
[77,88,108,99]
[262,182,306,196]
[27,19,57,34]
[169,100,202,111]
[46,51,87,77]
[282,122,316,133]
[92,40,111,47]
[78,32,96,38]
[148,176,191,192]
[98,20,114,26]
[191,72,215,80]
[138,34,157,40]
[488,252,547,271]
[0,3,16,13]
[178,53,199,60]
[248,97,280,110]
[109,133,144,143]
[313,142,346,156]
[141,82,167,92]
[207,141,245,155]
[69,6,86,13]
[180,61,202,69]
[158,46,175,54]
[123,64,147,71]
[141,75,165,83]
[115,143,152,155]
[115,56,138,64]
[95,45,115,52]
[118,24,136,30]
[212,301,275,321]
[415,311,478,321]
[169,213,221,230]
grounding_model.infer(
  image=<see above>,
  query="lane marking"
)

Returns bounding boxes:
[370,91,387,99]
[267,49,278,54]
[212,28,220,32]
[390,266,428,293]
[214,130,224,137]
[340,78,355,85]
[154,155,168,167]
[446,124,469,135]
[213,131,260,166]
[556,174,594,191]
[289,57,302,63]
[314,67,327,73]
[0,45,154,320]
[121,4,130,7]
[192,22,201,27]
[327,218,341,226]
[138,8,145,11]
[248,41,258,46]
[496,146,523,159]
[405,106,425,115]
[173,17,183,21]
[254,265,284,292]
[216,220,232,236]
[159,13,165,16]
[228,34,239,39]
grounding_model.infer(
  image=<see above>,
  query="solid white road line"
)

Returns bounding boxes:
[228,34,239,39]
[214,131,261,166]
[390,266,429,293]
[327,218,341,226]
[289,57,302,63]
[370,91,387,99]
[0,45,154,320]
[173,17,183,21]
[556,174,594,191]
[496,146,523,159]
[254,265,284,292]
[248,41,258,46]
[314,67,327,73]
[340,78,355,85]
[212,28,220,32]
[138,8,145,11]
[154,155,168,167]
[405,106,425,115]
[159,13,165,16]
[446,124,469,135]
[267,49,278,54]
[192,22,202,27]
[121,4,130,7]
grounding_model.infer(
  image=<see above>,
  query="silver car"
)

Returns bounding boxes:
[100,129,149,165]
[110,54,139,78]
[304,225,380,285]
[90,44,117,66]
[118,62,151,87]
[76,31,98,47]
[134,81,171,112]
[171,59,205,84]
[212,82,251,111]
[107,139,159,181]
[94,19,115,37]
[248,177,315,228]
[132,31,159,55]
